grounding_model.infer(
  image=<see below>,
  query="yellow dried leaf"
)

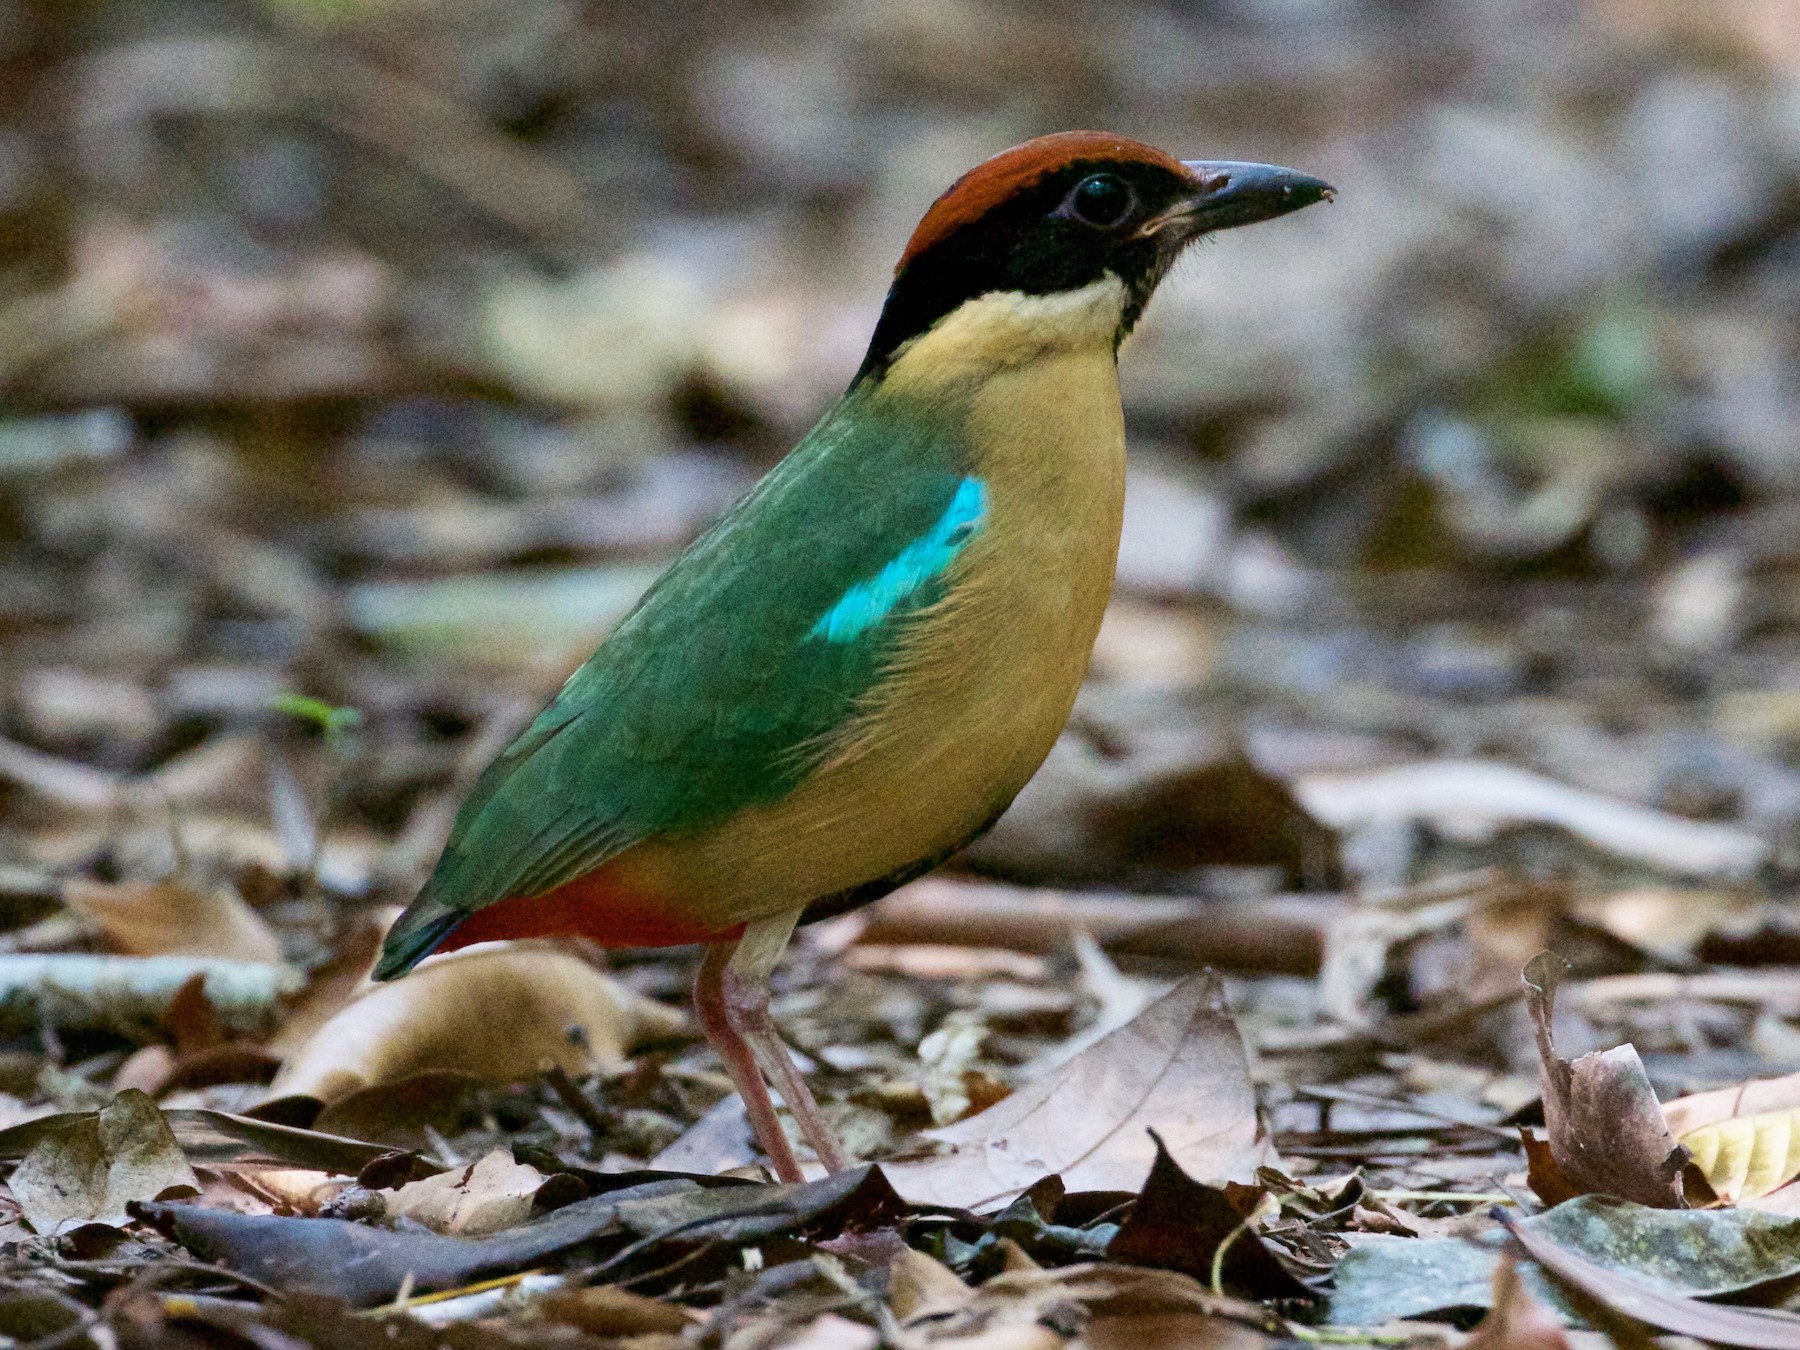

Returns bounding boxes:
[1680,1109,1800,1204]
[1665,1070,1800,1205]
[268,945,686,1104]
[63,878,281,965]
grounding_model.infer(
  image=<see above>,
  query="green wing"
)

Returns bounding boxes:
[378,391,981,970]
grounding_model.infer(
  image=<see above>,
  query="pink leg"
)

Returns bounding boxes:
[721,954,850,1174]
[694,940,805,1183]
[691,912,851,1182]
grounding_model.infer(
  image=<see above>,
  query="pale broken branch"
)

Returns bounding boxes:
[858,876,1341,975]
[0,955,299,1037]
[1297,759,1769,880]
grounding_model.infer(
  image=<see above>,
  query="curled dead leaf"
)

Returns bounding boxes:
[1680,1111,1800,1206]
[1522,952,1693,1208]
[267,945,686,1104]
[1105,1134,1310,1300]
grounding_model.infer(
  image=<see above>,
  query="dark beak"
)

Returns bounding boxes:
[1173,160,1334,234]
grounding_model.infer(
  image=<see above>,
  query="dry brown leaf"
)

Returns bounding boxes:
[267,945,687,1104]
[1105,1136,1310,1300]
[1464,1257,1573,1350]
[1520,1127,1580,1208]
[195,1165,347,1217]
[1523,952,1691,1208]
[234,1168,345,1213]
[1677,1111,1800,1206]
[889,1246,974,1323]
[310,1072,483,1151]
[63,877,281,964]
[383,1147,543,1236]
[163,971,227,1051]
[1078,1311,1270,1350]
[1663,1070,1800,1137]
[11,1088,197,1232]
[883,974,1274,1209]
[538,1284,703,1337]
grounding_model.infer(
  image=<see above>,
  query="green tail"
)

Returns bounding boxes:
[372,895,465,981]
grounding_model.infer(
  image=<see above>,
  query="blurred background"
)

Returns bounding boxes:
[3,0,1800,932]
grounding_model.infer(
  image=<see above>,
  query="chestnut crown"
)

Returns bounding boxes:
[857,131,1332,382]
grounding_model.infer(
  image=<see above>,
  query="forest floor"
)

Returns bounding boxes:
[6,0,1800,1345]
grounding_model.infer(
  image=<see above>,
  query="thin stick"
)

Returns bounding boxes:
[1294,1085,1518,1140]
[544,1065,611,1140]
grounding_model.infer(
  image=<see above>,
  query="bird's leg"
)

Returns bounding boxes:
[692,910,851,1180]
[694,938,806,1183]
[724,911,851,1174]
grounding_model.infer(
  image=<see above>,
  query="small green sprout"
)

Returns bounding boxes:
[270,694,362,744]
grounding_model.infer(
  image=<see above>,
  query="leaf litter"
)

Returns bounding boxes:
[14,1,1800,1345]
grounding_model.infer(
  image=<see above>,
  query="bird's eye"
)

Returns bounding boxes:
[1066,174,1134,227]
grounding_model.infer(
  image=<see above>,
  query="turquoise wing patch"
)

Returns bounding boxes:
[407,391,983,914]
[808,476,988,643]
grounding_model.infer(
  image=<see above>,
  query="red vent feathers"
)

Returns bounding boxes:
[897,131,1190,271]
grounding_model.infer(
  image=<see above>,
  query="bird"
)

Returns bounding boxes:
[373,131,1332,1183]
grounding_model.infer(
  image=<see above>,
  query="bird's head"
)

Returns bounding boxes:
[857,131,1332,386]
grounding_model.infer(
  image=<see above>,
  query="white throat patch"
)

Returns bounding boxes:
[879,275,1127,394]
